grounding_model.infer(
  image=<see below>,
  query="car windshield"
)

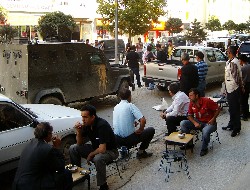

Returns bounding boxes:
[239,43,250,52]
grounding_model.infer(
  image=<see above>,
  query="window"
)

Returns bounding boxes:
[173,49,182,57]
[88,53,103,65]
[214,50,227,61]
[206,50,216,62]
[0,103,33,132]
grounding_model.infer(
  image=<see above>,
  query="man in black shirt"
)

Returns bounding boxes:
[156,44,167,63]
[126,45,142,87]
[69,105,118,190]
[180,53,199,95]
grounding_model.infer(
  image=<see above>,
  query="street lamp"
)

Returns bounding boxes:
[115,0,118,64]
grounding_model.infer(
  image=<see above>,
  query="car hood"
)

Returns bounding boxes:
[21,104,81,120]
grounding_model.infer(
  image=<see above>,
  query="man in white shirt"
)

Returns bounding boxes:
[160,82,189,136]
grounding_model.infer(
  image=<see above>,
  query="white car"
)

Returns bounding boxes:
[0,93,81,174]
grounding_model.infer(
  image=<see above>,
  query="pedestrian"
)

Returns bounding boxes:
[142,45,156,63]
[113,88,155,158]
[13,122,73,190]
[126,45,143,88]
[160,82,189,136]
[156,44,168,63]
[136,37,144,65]
[239,54,250,121]
[180,88,220,157]
[167,39,175,59]
[195,51,208,97]
[222,46,244,137]
[150,38,156,54]
[94,40,100,49]
[180,52,199,95]
[69,105,118,190]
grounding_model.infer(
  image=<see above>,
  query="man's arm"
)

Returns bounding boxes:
[74,122,84,145]
[187,115,200,128]
[208,109,220,125]
[87,144,106,165]
[135,116,146,134]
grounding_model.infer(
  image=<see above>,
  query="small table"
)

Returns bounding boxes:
[165,132,194,153]
[72,167,90,190]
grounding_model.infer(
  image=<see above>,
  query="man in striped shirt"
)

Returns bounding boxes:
[195,51,208,97]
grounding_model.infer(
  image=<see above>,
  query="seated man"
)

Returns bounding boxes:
[160,82,189,136]
[180,88,220,157]
[13,122,73,190]
[69,105,118,190]
[113,88,155,158]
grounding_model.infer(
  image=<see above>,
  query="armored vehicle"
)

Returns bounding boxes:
[0,42,131,105]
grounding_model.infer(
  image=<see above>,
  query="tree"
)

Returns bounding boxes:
[165,17,183,35]
[0,6,7,25]
[205,15,221,31]
[223,20,237,31]
[37,11,76,41]
[184,19,207,44]
[235,23,248,33]
[96,0,167,41]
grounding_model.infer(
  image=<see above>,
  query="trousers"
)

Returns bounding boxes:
[69,144,118,186]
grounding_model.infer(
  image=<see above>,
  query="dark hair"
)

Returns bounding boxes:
[130,45,136,51]
[195,51,204,60]
[238,54,248,62]
[80,105,97,116]
[168,82,180,94]
[147,45,152,51]
[228,45,237,56]
[34,122,53,139]
[156,44,161,48]
[189,88,200,97]
[168,39,172,43]
[118,88,131,100]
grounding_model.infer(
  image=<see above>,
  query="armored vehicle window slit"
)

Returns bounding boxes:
[88,52,103,65]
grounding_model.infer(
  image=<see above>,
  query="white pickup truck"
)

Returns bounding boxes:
[142,46,227,89]
[0,93,81,174]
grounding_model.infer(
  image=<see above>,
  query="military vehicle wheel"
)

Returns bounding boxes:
[60,136,76,164]
[40,96,63,105]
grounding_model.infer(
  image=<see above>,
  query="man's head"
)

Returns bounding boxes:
[86,39,89,44]
[168,82,180,96]
[238,54,248,65]
[168,39,172,45]
[156,43,161,50]
[188,88,200,103]
[227,45,237,59]
[118,88,131,102]
[80,105,97,126]
[181,53,190,65]
[195,51,204,61]
[34,122,53,142]
[151,38,154,43]
[138,37,141,42]
[95,40,98,45]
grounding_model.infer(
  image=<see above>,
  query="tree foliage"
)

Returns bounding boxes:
[222,20,237,31]
[184,19,207,44]
[165,17,183,35]
[235,23,248,33]
[0,6,7,24]
[205,15,221,31]
[37,11,76,41]
[96,0,167,40]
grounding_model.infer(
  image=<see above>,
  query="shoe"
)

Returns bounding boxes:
[136,150,153,159]
[242,117,248,121]
[99,182,109,190]
[231,130,240,137]
[180,144,194,150]
[131,84,135,91]
[222,126,233,131]
[138,85,143,88]
[200,148,208,157]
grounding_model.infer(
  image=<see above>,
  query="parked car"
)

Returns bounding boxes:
[237,41,250,62]
[142,46,227,89]
[0,93,81,174]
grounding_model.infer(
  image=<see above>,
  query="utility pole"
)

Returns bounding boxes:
[115,0,119,64]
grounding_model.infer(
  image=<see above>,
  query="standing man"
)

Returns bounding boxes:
[136,37,144,65]
[180,88,220,156]
[167,39,175,59]
[13,122,73,190]
[113,88,155,159]
[239,54,250,121]
[195,51,208,97]
[150,38,156,55]
[69,105,118,190]
[222,46,244,137]
[160,82,189,136]
[94,40,100,49]
[126,45,142,88]
[156,44,168,63]
[180,53,199,95]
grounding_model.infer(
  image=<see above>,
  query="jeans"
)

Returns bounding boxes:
[115,127,155,150]
[227,87,241,132]
[130,67,141,86]
[197,80,206,97]
[180,120,217,150]
[69,144,119,186]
